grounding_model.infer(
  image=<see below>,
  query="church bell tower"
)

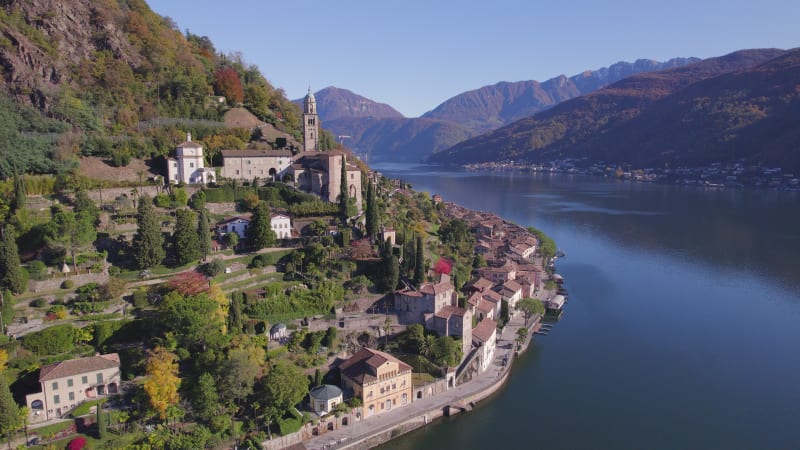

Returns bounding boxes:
[303,87,318,152]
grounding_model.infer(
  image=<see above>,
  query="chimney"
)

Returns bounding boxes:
[187,132,192,142]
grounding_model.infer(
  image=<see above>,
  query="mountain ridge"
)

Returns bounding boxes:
[428,48,797,170]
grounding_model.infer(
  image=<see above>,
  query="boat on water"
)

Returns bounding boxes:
[555,249,566,258]
[552,273,565,284]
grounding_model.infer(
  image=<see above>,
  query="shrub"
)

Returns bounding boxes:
[26,260,49,281]
[67,436,87,450]
[108,265,121,276]
[200,259,227,277]
[30,298,48,308]
[22,324,75,355]
[153,194,171,208]
[132,289,148,308]
[61,279,75,289]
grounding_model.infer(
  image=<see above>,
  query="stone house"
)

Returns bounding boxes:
[433,305,473,356]
[395,281,455,326]
[270,213,292,239]
[26,353,121,423]
[216,216,251,240]
[219,149,293,181]
[339,348,412,419]
[494,279,523,308]
[309,384,344,416]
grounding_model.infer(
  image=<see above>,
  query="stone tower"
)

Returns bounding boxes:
[303,87,319,152]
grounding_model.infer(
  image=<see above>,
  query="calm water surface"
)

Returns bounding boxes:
[374,164,800,450]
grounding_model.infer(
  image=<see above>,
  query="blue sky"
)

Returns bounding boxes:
[148,0,798,117]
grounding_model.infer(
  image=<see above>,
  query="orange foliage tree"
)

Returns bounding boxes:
[143,347,180,421]
[214,67,244,104]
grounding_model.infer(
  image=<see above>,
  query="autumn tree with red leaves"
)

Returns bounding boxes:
[168,271,209,296]
[214,67,244,104]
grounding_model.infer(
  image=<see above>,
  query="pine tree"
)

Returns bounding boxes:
[365,181,379,239]
[413,235,425,285]
[174,208,201,266]
[197,208,212,261]
[0,374,21,449]
[132,196,165,269]
[0,228,27,295]
[246,201,276,251]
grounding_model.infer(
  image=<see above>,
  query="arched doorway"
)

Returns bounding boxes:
[417,391,422,399]
[269,168,277,181]
[327,422,334,431]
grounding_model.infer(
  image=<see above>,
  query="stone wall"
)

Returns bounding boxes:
[28,272,110,293]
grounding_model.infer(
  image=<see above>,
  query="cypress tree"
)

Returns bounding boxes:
[96,401,107,440]
[0,374,21,449]
[339,156,349,222]
[246,201,276,251]
[229,291,243,334]
[174,208,200,266]
[0,228,27,295]
[197,208,212,261]
[365,181,379,239]
[413,235,425,285]
[12,172,25,212]
[132,196,165,269]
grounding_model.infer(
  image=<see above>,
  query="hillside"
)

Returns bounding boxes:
[0,0,302,179]
[324,116,473,162]
[292,86,403,121]
[422,58,699,134]
[429,49,792,168]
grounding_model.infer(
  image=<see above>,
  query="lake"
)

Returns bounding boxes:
[373,164,800,450]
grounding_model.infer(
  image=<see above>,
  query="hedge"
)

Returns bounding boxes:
[22,324,75,355]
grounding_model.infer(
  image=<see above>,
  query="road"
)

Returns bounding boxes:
[300,310,532,450]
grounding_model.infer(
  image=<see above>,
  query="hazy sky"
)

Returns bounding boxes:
[147,0,798,117]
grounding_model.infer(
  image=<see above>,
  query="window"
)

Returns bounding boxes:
[351,173,355,179]
[246,160,251,165]
[189,162,194,168]
[52,382,58,390]
[53,395,60,405]
[173,162,177,168]
[67,379,73,387]
[236,170,240,175]
[82,376,88,384]
[96,373,104,384]
[68,392,75,401]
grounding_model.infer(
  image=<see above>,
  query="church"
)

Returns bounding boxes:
[167,88,362,209]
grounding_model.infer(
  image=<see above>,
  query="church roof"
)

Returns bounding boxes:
[177,141,202,148]
[309,384,342,401]
[305,87,316,102]
[221,149,293,158]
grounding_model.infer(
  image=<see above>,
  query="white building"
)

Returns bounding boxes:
[270,213,292,239]
[216,216,250,239]
[166,133,216,184]
[471,318,498,373]
[26,353,121,423]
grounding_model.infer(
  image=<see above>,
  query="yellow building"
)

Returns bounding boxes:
[339,348,413,418]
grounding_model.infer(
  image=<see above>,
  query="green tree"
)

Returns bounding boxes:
[516,327,529,346]
[0,374,21,450]
[432,336,461,367]
[160,292,223,352]
[224,232,239,249]
[193,372,221,423]
[45,209,97,272]
[413,235,425,286]
[365,181,379,238]
[517,297,545,325]
[0,228,27,294]
[323,326,338,348]
[261,360,309,423]
[73,189,100,224]
[246,201,276,251]
[218,348,260,410]
[132,195,165,269]
[173,208,201,266]
[96,401,107,440]
[197,209,212,260]
[189,190,206,211]
[380,253,399,293]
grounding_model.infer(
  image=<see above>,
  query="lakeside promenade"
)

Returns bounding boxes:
[299,310,537,450]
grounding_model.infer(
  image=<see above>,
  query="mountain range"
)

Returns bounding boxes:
[429,48,800,171]
[296,58,700,162]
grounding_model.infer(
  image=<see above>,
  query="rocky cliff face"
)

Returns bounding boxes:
[0,0,142,109]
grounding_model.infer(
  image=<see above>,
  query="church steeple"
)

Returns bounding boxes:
[303,86,318,152]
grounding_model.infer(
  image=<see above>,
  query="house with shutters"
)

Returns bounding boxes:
[26,353,121,423]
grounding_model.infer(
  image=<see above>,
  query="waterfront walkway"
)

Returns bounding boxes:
[300,311,532,450]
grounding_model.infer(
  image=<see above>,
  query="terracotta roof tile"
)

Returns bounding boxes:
[39,353,120,382]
